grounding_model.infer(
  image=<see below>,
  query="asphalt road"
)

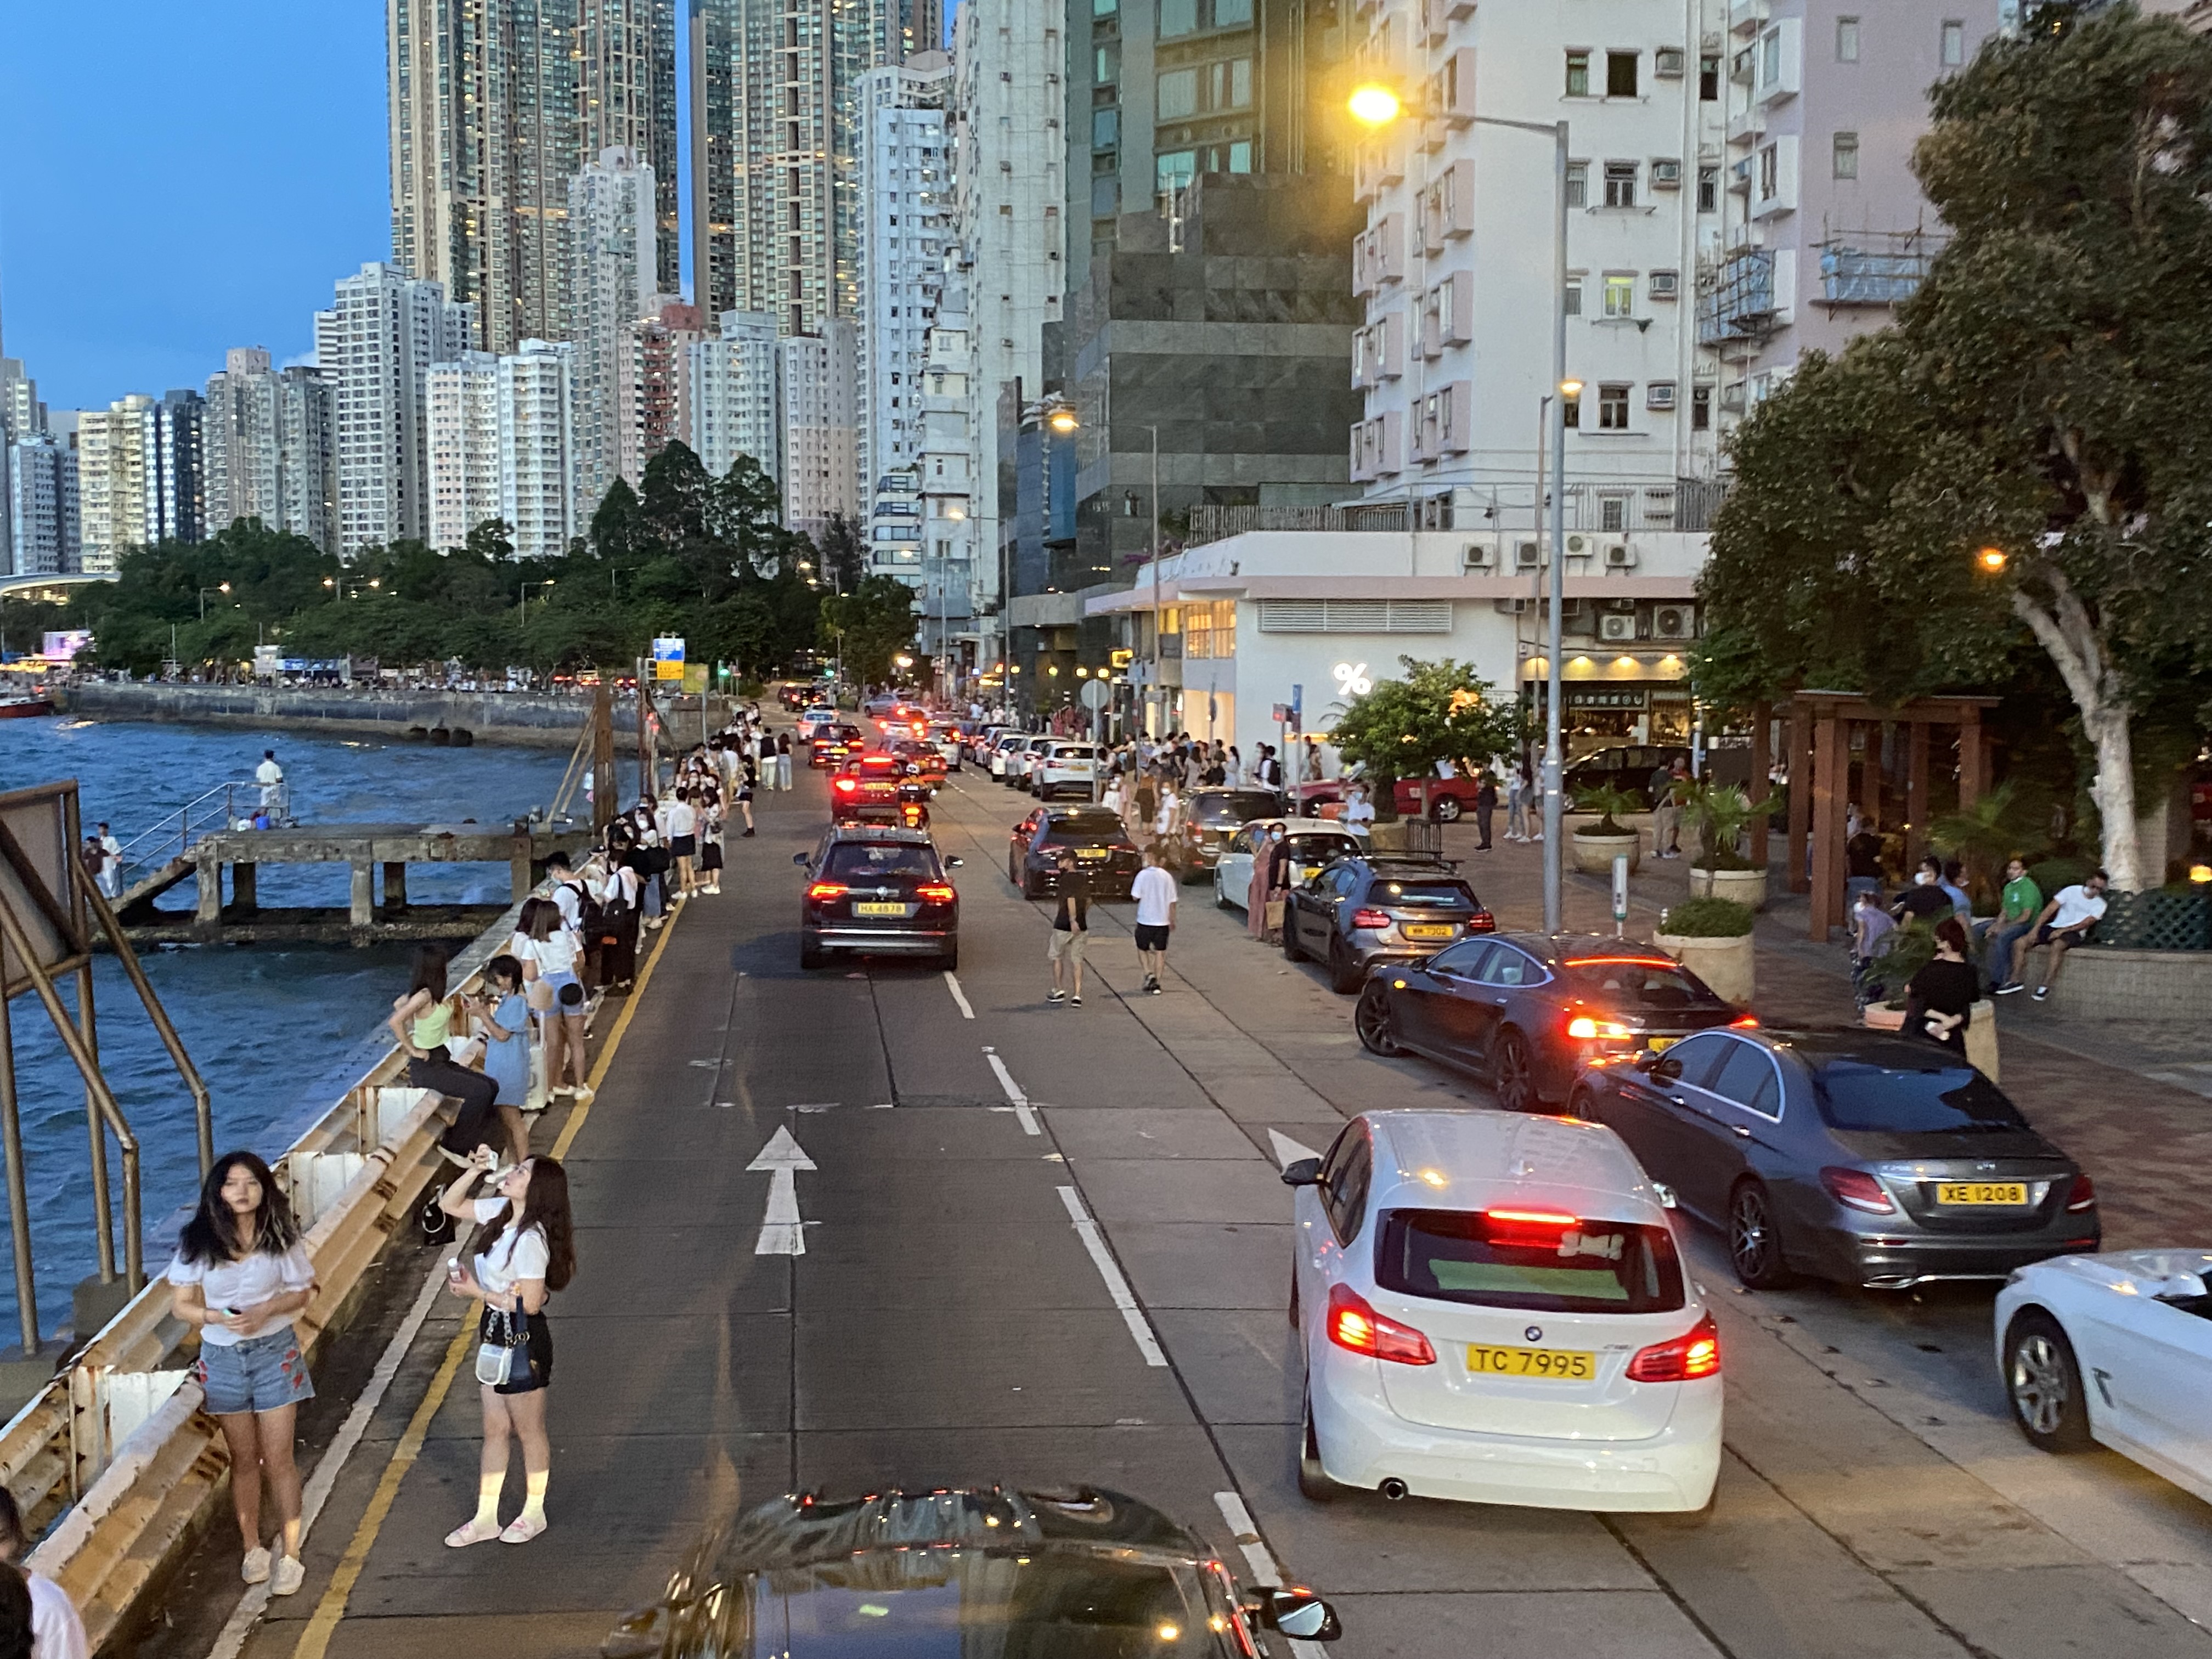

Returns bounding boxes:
[174,754,2212,1659]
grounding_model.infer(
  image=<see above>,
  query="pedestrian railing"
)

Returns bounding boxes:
[111,781,272,884]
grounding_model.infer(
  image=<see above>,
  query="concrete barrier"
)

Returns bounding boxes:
[57,683,618,749]
[2034,946,2212,1025]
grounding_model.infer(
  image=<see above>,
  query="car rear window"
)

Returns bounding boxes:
[824,843,941,880]
[1378,1209,1686,1314]
[1052,745,1097,759]
[1562,959,1719,1008]
[1371,879,1476,907]
[1285,834,1357,859]
[1042,814,1125,844]
[1812,1061,2028,1134]
[1193,791,1279,819]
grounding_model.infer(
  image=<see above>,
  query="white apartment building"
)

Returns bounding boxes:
[317,263,476,557]
[5,434,78,577]
[952,0,1066,622]
[689,311,782,482]
[204,348,337,551]
[427,353,505,552]
[568,148,659,517]
[915,282,981,677]
[777,320,860,540]
[76,393,196,569]
[616,297,707,487]
[857,57,953,498]
[427,342,578,559]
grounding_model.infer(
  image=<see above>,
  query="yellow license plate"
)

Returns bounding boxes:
[1466,1344,1597,1380]
[1935,1182,2029,1206]
[1301,865,1323,881]
[1647,1037,1678,1051]
[1403,924,1455,940]
[853,902,906,917]
[1076,848,1110,860]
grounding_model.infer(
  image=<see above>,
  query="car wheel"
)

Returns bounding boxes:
[936,943,958,973]
[1022,871,1043,899]
[2006,1311,2095,1453]
[1297,1391,1337,1504]
[1328,935,1362,995]
[799,940,827,971]
[1282,914,1304,961]
[1355,979,1402,1056]
[1493,1029,1541,1113]
[1432,795,1463,823]
[1216,875,1234,911]
[1567,1084,1601,1122]
[1728,1180,1797,1290]
[1288,1264,1300,1330]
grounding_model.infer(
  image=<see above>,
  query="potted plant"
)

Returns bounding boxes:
[1652,896,1756,1006]
[1570,783,1644,875]
[1683,783,1767,909]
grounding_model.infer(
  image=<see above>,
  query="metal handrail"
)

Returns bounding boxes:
[112,780,266,878]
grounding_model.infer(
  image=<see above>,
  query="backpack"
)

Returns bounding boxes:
[563,879,605,938]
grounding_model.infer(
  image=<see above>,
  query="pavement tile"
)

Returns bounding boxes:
[1111,1221,1294,1310]
[1887,1564,2212,1657]
[1077,1158,1300,1224]
[1152,1308,1303,1426]
[1046,1107,1269,1161]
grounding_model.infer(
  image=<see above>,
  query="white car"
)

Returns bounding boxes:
[1031,741,1099,801]
[1008,734,1054,787]
[1212,822,1361,911]
[1287,1110,1722,1513]
[1996,1249,2212,1498]
[797,706,840,742]
[989,733,1031,783]
[927,725,966,771]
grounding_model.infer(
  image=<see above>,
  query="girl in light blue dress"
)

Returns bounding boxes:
[477,957,532,1143]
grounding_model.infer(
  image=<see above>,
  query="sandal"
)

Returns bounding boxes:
[500,1514,546,1544]
[445,1519,504,1548]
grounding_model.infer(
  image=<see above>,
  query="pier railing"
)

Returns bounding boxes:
[111,780,273,883]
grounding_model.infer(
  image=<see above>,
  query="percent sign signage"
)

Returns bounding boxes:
[1333,661,1373,697]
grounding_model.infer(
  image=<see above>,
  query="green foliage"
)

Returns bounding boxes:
[2027,856,2096,900]
[819,575,919,686]
[1328,658,1524,794]
[1871,920,1939,1005]
[1572,783,1643,837]
[1684,783,1756,872]
[1928,780,2050,877]
[1658,896,1755,938]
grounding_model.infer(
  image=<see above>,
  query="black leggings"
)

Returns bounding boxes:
[408,1055,500,1157]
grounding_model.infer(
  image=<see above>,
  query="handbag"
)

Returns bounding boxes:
[475,1305,531,1386]
[1264,898,1286,932]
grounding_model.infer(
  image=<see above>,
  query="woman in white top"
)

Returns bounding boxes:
[522,900,591,1102]
[0,1489,88,1659]
[664,790,699,899]
[1154,782,1182,841]
[438,1154,575,1546]
[166,1153,319,1598]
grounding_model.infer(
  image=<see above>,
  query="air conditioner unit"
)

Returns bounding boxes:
[1647,382,1678,410]
[1515,542,1543,571]
[1493,596,1532,615]
[1649,269,1681,298]
[1652,158,1684,188]
[1598,613,1638,644]
[1605,543,1639,571]
[1655,47,1686,78]
[1651,603,1699,641]
[1460,540,1494,572]
[1565,534,1589,556]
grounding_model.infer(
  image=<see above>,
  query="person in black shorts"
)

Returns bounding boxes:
[1047,850,1090,1006]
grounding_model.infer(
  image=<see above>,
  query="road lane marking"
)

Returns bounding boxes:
[985,1051,1041,1134]
[749,1126,817,1255]
[1267,1130,1323,1170]
[943,969,975,1019]
[1211,1492,1327,1659]
[1057,1186,1167,1367]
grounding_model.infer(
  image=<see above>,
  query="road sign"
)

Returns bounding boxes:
[651,636,686,682]
[1079,677,1110,710]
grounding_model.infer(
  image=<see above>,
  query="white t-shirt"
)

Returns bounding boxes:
[254,759,283,786]
[1342,798,1376,836]
[2051,885,2108,930]
[550,881,584,932]
[470,1200,551,1296]
[29,1574,87,1659]
[523,929,579,977]
[1132,866,1178,928]
[665,800,697,838]
[165,1242,315,1347]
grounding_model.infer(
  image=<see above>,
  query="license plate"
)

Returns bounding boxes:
[1403,923,1455,940]
[1936,1182,2029,1206]
[1077,848,1109,860]
[1301,865,1323,881]
[1647,1037,1678,1051]
[1466,1344,1597,1381]
[853,902,907,917]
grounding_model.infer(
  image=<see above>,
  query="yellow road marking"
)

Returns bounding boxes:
[288,904,684,1659]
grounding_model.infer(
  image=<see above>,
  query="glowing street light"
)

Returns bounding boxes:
[1347,83,1403,127]
[1977,546,2008,573]
[1047,407,1079,435]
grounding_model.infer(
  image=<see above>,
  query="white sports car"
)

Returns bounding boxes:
[1996,1249,2212,1500]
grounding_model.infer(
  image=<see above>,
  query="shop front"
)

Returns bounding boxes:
[1523,654,1695,758]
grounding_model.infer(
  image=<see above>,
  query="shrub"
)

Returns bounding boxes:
[2025,856,2094,904]
[1573,783,1643,837]
[1870,919,1938,1006]
[1658,896,1754,938]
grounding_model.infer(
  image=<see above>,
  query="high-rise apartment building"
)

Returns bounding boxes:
[914,283,979,676]
[72,392,204,570]
[427,340,578,557]
[616,298,707,486]
[688,311,782,481]
[777,320,860,539]
[387,0,678,353]
[4,435,78,577]
[427,352,505,551]
[568,147,658,515]
[204,349,338,551]
[149,390,206,546]
[856,57,952,499]
[317,262,476,556]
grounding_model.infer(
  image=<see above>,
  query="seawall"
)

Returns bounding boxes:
[57,681,628,749]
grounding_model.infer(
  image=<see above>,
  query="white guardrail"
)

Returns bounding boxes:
[6,896,532,1652]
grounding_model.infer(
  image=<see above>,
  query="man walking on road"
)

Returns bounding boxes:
[1131,845,1177,995]
[1047,851,1090,1006]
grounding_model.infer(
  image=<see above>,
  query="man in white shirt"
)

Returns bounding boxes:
[1340,784,1375,840]
[1130,846,1178,995]
[253,750,284,811]
[2001,871,2109,1002]
[95,823,122,898]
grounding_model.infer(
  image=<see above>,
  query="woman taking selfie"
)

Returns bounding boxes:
[387,945,505,1165]
[167,1153,319,1596]
[438,1154,575,1545]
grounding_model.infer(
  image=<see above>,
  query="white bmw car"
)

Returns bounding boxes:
[1996,1249,2212,1499]
[1286,1109,1722,1513]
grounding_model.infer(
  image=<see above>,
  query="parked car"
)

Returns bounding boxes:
[1181,788,1284,874]
[1570,1029,2100,1290]
[1008,805,1140,898]
[1996,1250,2212,1496]
[1212,823,1364,911]
[793,826,961,970]
[1285,1110,1722,1513]
[1282,857,1495,992]
[1008,733,1055,788]
[1353,935,1742,1114]
[989,732,1033,783]
[1031,740,1101,800]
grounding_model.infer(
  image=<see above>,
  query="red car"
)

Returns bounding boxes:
[832,754,931,827]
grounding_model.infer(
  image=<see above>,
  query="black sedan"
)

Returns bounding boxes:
[603,1486,1340,1658]
[1180,788,1284,874]
[1353,933,1742,1112]
[808,722,866,768]
[1283,856,1494,992]
[794,826,961,969]
[1009,805,1141,898]
[1568,1029,2100,1291]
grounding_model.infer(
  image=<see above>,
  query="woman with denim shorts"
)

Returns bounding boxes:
[167,1153,319,1597]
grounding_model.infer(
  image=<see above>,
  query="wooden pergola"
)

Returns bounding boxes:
[1774,692,2002,941]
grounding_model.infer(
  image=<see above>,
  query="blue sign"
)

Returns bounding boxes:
[1290,683,1303,718]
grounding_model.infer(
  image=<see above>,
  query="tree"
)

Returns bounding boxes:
[819,575,918,686]
[816,512,866,592]
[1329,658,1523,812]
[1699,3,2212,890]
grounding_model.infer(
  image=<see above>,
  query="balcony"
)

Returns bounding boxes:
[1819,235,1937,306]
[1696,247,1776,346]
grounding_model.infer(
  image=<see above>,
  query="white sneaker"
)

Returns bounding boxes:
[241,1547,272,1585]
[270,1555,306,1597]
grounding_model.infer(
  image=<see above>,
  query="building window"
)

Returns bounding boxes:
[1093,108,1119,146]
[1565,161,1588,207]
[1607,50,1639,98]
[1096,0,1117,14]
[1700,53,1720,100]
[1562,391,1581,429]
[1096,42,1119,83]
[1837,16,1860,61]
[1604,161,1638,208]
[1215,0,1251,24]
[1759,143,1779,200]
[1601,494,1628,531]
[1209,57,1252,109]
[1564,274,1583,317]
[1227,138,1253,171]
[1566,51,1591,98]
[1833,131,1860,179]
[1158,67,1196,118]
[1602,273,1635,318]
[1941,19,1965,66]
[1156,149,1195,192]
[1092,175,1120,217]
[1598,383,1630,430]
[1160,0,1197,35]
[1697,163,1719,213]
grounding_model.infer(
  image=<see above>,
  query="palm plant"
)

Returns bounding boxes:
[1683,782,1755,871]
[1573,782,1643,836]
[1928,781,2046,905]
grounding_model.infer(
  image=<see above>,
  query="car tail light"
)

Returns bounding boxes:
[1627,1314,1721,1383]
[1566,1016,1634,1041]
[1350,907,1392,930]
[805,882,847,901]
[1730,1013,1761,1029]
[1820,1166,1895,1214]
[1325,1283,1435,1365]
[834,777,856,792]
[1469,910,1496,933]
[2065,1173,2097,1212]
[916,883,956,902]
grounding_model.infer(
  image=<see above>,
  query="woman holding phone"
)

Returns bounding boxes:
[437,1154,575,1545]
[167,1153,319,1596]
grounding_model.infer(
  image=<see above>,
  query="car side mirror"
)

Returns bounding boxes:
[945,856,964,868]
[1280,1157,1322,1188]
[1638,1053,1682,1083]
[1651,1182,1680,1211]
[791,853,809,867]
[1250,1589,1342,1643]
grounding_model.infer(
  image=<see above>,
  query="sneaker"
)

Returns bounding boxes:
[571,1084,595,1101]
[742,827,757,838]
[1992,981,2023,996]
[241,1547,272,1585]
[1070,995,1083,1007]
[2033,986,2051,1001]
[1047,990,1066,1003]
[1145,979,1164,996]
[269,1556,306,1597]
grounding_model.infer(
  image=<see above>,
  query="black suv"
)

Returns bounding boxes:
[1180,787,1283,875]
[1281,855,1495,991]
[794,826,962,970]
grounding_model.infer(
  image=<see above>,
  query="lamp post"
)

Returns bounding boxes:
[520,578,556,620]
[196,582,230,621]
[1350,86,1572,932]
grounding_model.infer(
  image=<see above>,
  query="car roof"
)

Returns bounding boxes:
[826,825,933,845]
[1481,932,1681,969]
[1363,1110,1668,1226]
[1753,1029,1989,1072]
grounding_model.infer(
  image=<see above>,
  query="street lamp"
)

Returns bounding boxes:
[197,582,232,621]
[520,578,556,619]
[1977,546,2008,573]
[1350,84,1573,932]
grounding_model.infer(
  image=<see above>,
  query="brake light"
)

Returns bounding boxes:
[1627,1313,1721,1383]
[1566,1016,1634,1041]
[1730,1013,1761,1029]
[2065,1173,2097,1212]
[805,882,847,901]
[1350,907,1392,930]
[834,777,856,792]
[916,883,956,902]
[1325,1283,1435,1365]
[1470,910,1496,933]
[1820,1166,1895,1215]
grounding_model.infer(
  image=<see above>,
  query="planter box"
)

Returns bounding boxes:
[1571,831,1641,876]
[1864,1000,2000,1081]
[1689,866,1768,910]
[1652,929,1753,1007]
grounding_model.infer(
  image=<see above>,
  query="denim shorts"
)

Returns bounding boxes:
[196,1327,314,1415]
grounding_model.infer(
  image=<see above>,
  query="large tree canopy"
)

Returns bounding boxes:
[1329,658,1523,795]
[1697,2,2212,888]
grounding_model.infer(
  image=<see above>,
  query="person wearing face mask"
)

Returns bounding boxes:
[1892,856,1955,926]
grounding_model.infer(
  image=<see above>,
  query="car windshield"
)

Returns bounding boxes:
[1562,959,1718,1008]
[1189,791,1279,821]
[1378,1209,1686,1314]
[1812,1060,2029,1134]
[1042,814,1125,845]
[1368,879,1476,908]
[823,843,940,881]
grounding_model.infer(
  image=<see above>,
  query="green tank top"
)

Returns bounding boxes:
[411,1000,452,1049]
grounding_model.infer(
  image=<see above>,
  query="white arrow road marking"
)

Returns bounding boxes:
[1267,1130,1323,1170]
[1211,1492,1328,1659]
[986,1051,1040,1135]
[749,1125,817,1255]
[943,970,975,1019]
[1058,1187,1166,1366]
